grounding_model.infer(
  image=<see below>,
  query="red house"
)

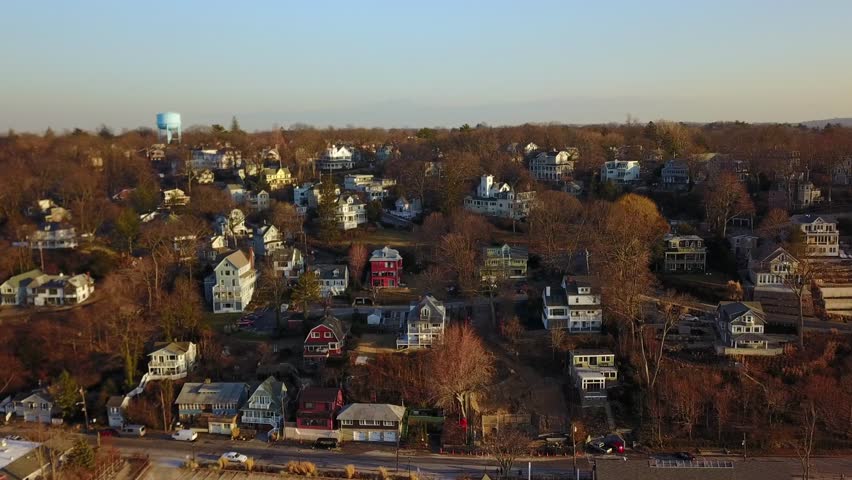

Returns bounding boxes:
[296,387,344,430]
[303,314,346,363]
[369,246,403,288]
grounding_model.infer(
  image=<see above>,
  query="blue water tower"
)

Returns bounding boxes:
[156,112,182,144]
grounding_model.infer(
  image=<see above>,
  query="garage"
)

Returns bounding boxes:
[368,431,382,442]
[383,431,398,442]
[353,431,367,441]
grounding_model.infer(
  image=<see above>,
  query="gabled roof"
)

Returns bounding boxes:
[718,301,765,324]
[246,376,287,409]
[106,396,126,409]
[218,250,251,270]
[337,403,405,422]
[751,244,796,264]
[309,314,346,342]
[409,295,446,322]
[370,246,401,262]
[175,382,247,406]
[311,264,348,280]
[484,244,529,259]
[1,269,43,289]
[149,341,193,356]
[298,386,341,404]
[791,214,837,225]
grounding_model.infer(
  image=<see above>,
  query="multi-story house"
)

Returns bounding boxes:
[27,223,78,249]
[226,184,246,204]
[1,269,43,306]
[146,144,167,162]
[832,157,852,185]
[190,146,242,170]
[175,382,248,435]
[601,160,641,184]
[241,376,287,430]
[261,167,293,190]
[529,149,578,182]
[568,349,618,402]
[17,391,58,424]
[343,174,396,202]
[463,174,535,220]
[480,244,528,283]
[147,341,198,380]
[791,214,840,257]
[106,395,129,428]
[294,182,341,212]
[25,273,94,307]
[336,194,367,230]
[272,246,305,280]
[215,209,250,239]
[748,245,798,288]
[716,301,773,352]
[337,403,406,443]
[310,264,349,297]
[369,246,403,288]
[317,145,354,171]
[304,314,347,363]
[375,145,396,164]
[660,160,690,191]
[206,250,257,313]
[296,387,344,430]
[246,190,270,212]
[397,295,446,349]
[541,276,602,333]
[662,234,706,273]
[390,196,422,220]
[163,188,190,207]
[795,181,822,209]
[253,224,283,257]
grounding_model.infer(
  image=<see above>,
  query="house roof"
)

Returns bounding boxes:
[220,250,251,270]
[370,246,401,262]
[298,387,341,404]
[246,376,287,411]
[1,269,43,289]
[409,295,446,321]
[594,458,790,480]
[571,349,614,357]
[310,314,346,342]
[175,382,247,406]
[484,244,529,259]
[149,341,193,356]
[790,213,837,225]
[106,396,126,408]
[751,244,796,264]
[311,264,348,280]
[337,403,405,422]
[718,302,765,324]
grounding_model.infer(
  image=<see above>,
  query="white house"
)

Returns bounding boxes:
[163,188,190,207]
[215,209,250,239]
[541,276,602,333]
[601,160,641,184]
[336,194,367,230]
[790,214,840,257]
[16,391,59,424]
[241,376,287,429]
[1,269,43,306]
[317,145,354,171]
[463,175,535,220]
[748,245,798,288]
[107,396,129,428]
[529,149,578,182]
[206,250,257,313]
[247,190,270,212]
[390,196,422,220]
[311,264,349,297]
[344,174,396,202]
[262,167,293,190]
[795,181,822,209]
[25,273,94,306]
[272,246,305,280]
[190,147,242,170]
[568,349,618,402]
[397,295,446,349]
[225,184,246,204]
[253,224,283,257]
[147,341,198,380]
[293,182,341,212]
[27,223,78,249]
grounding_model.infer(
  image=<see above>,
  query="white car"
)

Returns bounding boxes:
[220,452,248,464]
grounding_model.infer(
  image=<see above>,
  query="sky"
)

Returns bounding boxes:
[1,0,852,132]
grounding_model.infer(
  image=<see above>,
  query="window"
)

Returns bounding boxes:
[304,402,314,409]
[383,421,395,427]
[311,332,320,338]
[341,419,353,426]
[362,420,380,426]
[324,332,332,338]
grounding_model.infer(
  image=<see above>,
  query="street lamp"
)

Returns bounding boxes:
[572,424,578,479]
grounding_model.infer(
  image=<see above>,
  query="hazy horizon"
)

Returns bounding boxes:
[2,0,852,132]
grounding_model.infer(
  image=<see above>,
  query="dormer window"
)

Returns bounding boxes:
[420,307,430,319]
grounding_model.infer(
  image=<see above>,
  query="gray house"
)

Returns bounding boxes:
[337,403,406,443]
[241,376,287,430]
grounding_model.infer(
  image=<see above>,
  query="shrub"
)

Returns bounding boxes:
[217,458,227,470]
[287,461,318,476]
[378,466,391,480]
[246,457,256,472]
[345,464,357,479]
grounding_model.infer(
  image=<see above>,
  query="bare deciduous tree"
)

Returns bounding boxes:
[428,324,494,420]
[483,426,531,479]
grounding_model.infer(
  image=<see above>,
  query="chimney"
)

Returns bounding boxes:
[545,286,551,296]
[248,247,255,270]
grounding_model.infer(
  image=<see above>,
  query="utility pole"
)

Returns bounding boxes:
[742,432,747,461]
[79,387,89,433]
[572,423,578,479]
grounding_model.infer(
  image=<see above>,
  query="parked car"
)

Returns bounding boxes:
[220,452,248,463]
[120,424,146,437]
[675,452,696,461]
[313,438,339,450]
[98,429,119,438]
[586,441,612,454]
[4,435,23,441]
[237,318,255,327]
[172,429,198,442]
